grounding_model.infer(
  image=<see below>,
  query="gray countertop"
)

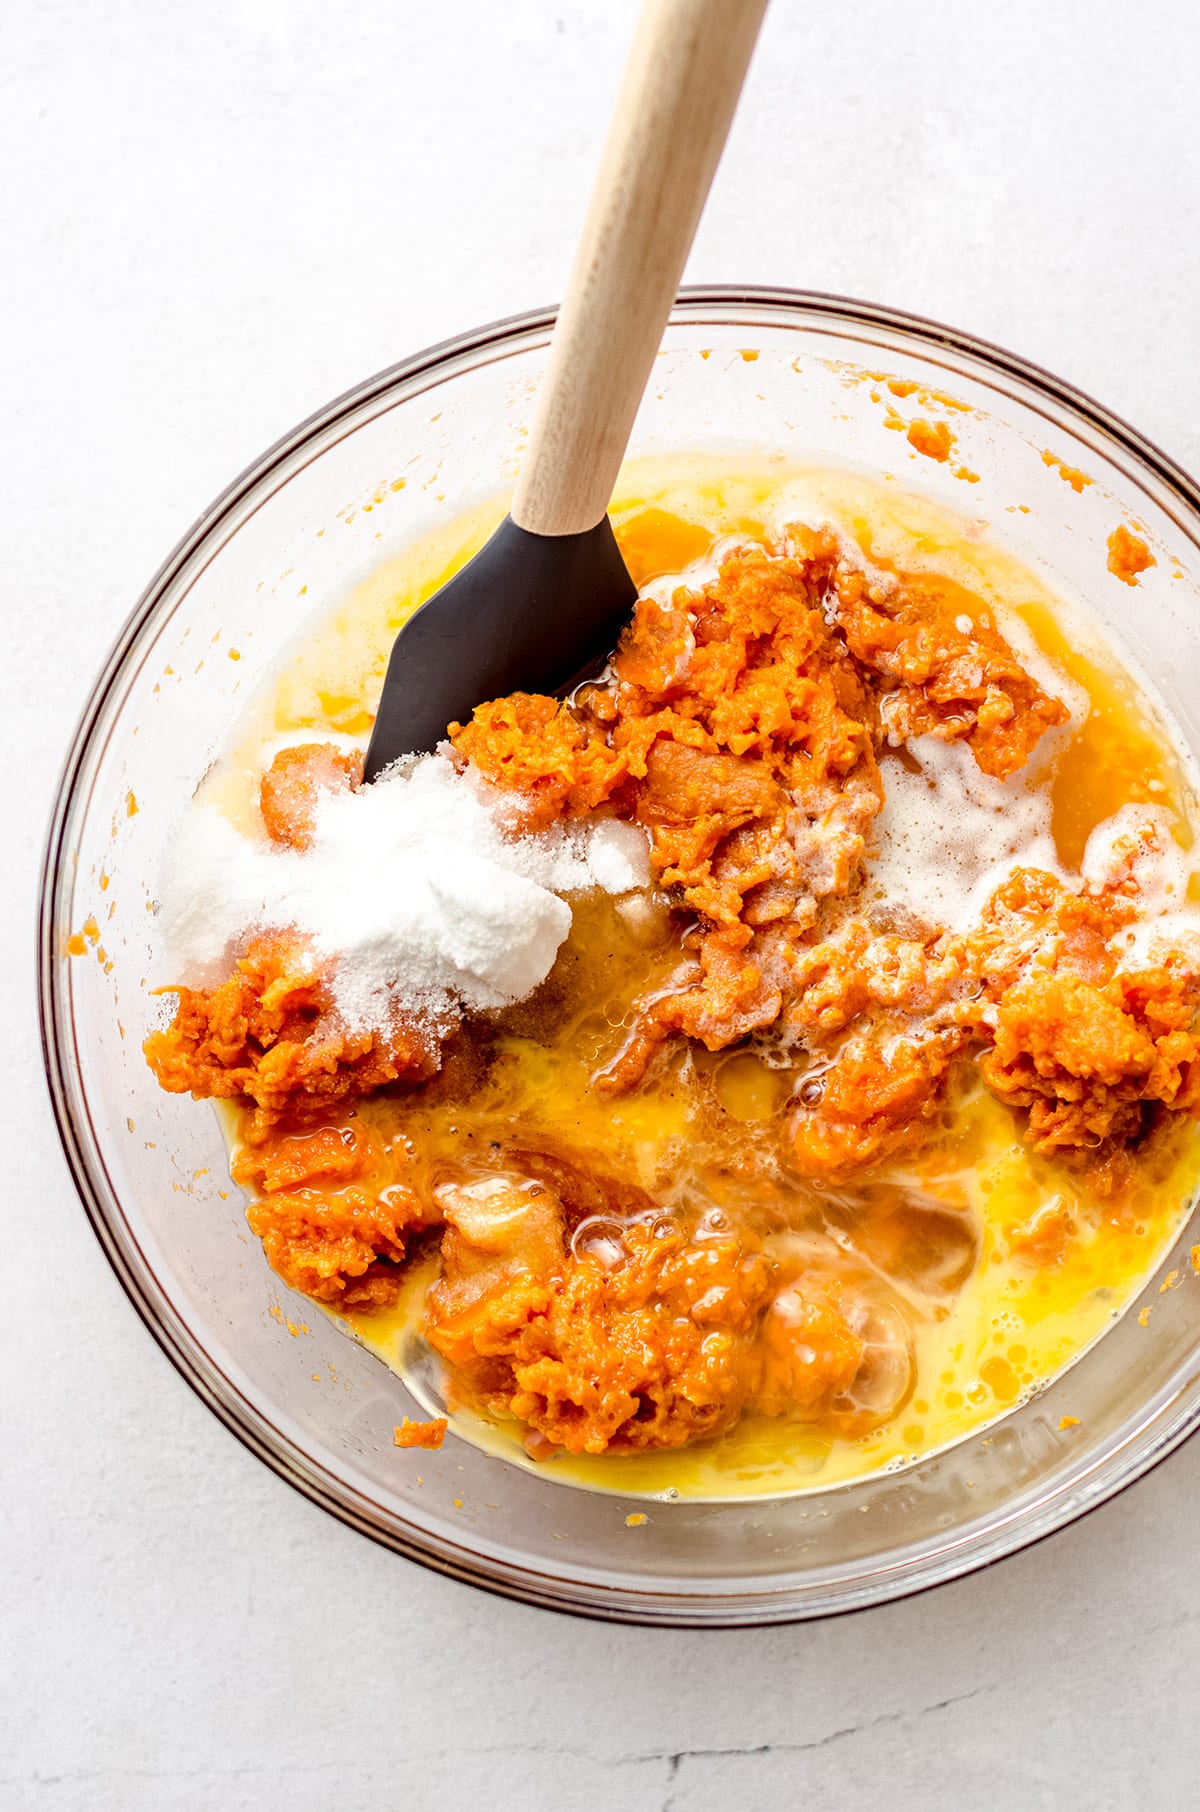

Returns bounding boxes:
[6,2,1200,1805]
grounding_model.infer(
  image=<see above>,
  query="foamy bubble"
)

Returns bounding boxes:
[990,608,1089,728]
[867,736,1062,936]
[1084,804,1200,970]
[637,535,749,611]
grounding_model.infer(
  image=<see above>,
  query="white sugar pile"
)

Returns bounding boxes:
[867,735,1062,933]
[160,752,649,1032]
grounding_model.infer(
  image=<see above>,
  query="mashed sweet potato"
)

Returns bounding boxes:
[451,529,1159,1176]
[1106,525,1156,587]
[144,514,1200,1463]
[457,535,885,1078]
[259,742,363,849]
[426,1165,868,1454]
[231,1116,439,1307]
[145,931,440,1141]
[145,742,443,1139]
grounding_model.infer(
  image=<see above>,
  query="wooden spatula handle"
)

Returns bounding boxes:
[510,0,767,538]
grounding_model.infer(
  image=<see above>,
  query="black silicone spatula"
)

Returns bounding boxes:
[363,0,766,780]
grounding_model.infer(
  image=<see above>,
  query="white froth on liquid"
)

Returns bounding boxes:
[986,605,1090,728]
[637,536,744,610]
[159,752,649,1033]
[870,744,1200,955]
[868,735,1063,933]
[1082,804,1200,969]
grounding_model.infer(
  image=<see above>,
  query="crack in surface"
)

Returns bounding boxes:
[658,1682,990,1810]
[4,1685,992,1801]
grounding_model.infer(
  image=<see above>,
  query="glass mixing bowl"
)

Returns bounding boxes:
[40,290,1200,1625]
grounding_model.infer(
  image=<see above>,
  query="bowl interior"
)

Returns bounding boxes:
[43,294,1200,1622]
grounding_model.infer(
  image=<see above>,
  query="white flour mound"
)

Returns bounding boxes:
[159,751,649,1033]
[868,735,1062,933]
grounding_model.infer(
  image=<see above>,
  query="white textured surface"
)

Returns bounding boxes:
[162,754,648,1022]
[5,1,1200,1805]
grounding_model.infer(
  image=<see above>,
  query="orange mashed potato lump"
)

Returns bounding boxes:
[1107,524,1156,587]
[394,1416,447,1450]
[145,518,1200,1465]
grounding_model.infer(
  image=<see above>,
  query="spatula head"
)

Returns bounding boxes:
[363,513,637,781]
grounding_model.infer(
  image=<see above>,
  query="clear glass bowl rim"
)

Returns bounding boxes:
[38,286,1200,1626]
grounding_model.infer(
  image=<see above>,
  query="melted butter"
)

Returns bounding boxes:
[225,452,1200,1498]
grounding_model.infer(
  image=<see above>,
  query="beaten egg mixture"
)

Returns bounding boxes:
[145,457,1200,1498]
